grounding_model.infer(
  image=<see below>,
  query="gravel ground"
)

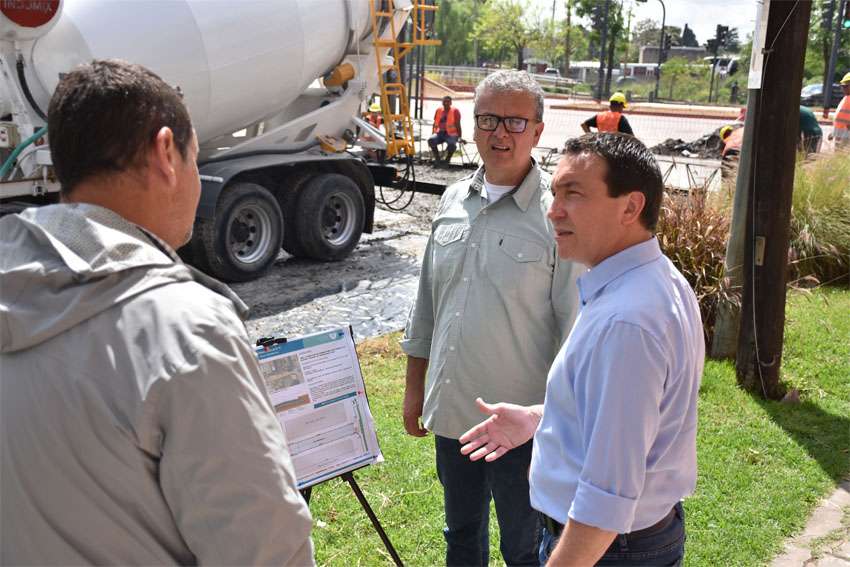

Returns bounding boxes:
[234,163,462,346]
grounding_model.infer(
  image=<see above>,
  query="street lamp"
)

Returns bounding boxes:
[636,0,666,101]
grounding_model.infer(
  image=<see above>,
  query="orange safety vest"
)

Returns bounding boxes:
[433,107,460,136]
[834,95,850,138]
[368,114,383,128]
[722,126,745,158]
[596,110,622,132]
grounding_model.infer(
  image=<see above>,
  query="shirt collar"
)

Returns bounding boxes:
[577,236,662,306]
[464,156,541,212]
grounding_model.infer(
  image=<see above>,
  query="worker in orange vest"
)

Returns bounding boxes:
[828,72,850,149]
[367,102,383,130]
[581,92,634,135]
[720,125,744,159]
[429,95,462,165]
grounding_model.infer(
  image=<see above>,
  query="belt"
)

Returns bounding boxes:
[541,506,677,541]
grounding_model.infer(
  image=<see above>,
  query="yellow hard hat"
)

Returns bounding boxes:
[369,102,381,112]
[720,125,734,139]
[841,72,850,85]
[609,92,627,108]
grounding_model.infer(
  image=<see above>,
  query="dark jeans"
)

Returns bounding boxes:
[428,131,458,153]
[539,502,686,566]
[435,435,541,566]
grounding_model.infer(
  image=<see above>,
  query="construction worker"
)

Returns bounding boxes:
[581,92,634,135]
[429,95,462,166]
[798,105,822,157]
[367,102,383,129]
[828,72,850,149]
[720,125,744,160]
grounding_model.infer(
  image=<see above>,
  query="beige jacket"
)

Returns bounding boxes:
[1,204,314,566]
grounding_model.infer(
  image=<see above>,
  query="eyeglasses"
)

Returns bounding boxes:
[474,114,532,133]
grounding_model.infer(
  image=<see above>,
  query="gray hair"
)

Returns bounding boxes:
[473,69,545,122]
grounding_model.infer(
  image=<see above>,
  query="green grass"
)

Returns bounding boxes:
[308,288,849,567]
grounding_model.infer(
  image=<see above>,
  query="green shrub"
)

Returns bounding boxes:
[789,150,850,287]
[656,188,736,346]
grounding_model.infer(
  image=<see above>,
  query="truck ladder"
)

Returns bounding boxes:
[369,0,439,159]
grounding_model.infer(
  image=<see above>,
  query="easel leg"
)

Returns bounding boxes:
[341,472,404,567]
[300,486,312,504]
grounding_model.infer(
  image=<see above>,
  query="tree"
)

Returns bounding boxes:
[723,27,742,53]
[682,23,699,47]
[629,18,682,61]
[804,0,850,88]
[472,0,541,69]
[427,0,477,65]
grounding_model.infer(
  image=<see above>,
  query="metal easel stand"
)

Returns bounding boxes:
[300,472,404,567]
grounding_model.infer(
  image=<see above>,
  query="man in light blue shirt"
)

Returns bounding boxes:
[459,132,704,566]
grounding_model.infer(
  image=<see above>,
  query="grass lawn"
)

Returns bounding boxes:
[306,287,849,567]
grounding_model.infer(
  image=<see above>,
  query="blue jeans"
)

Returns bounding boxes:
[435,435,541,566]
[429,131,458,153]
[539,502,686,566]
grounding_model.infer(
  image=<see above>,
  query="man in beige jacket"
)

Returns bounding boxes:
[0,59,314,566]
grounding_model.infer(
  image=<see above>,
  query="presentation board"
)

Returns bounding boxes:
[256,326,383,489]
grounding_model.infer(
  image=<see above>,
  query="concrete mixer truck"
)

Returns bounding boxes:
[1,0,427,281]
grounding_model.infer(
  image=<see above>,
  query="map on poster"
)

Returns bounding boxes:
[256,326,383,489]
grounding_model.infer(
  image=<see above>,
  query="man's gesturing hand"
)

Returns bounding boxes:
[458,398,543,462]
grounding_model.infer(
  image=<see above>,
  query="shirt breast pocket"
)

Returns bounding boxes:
[433,223,469,283]
[434,223,467,247]
[487,233,549,296]
[497,234,544,264]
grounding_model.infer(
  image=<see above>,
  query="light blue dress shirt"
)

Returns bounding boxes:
[529,237,704,534]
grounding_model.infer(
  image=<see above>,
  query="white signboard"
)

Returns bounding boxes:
[256,326,383,489]
[748,0,769,90]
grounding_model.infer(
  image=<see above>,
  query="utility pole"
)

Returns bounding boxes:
[595,0,611,101]
[565,1,572,78]
[708,25,727,103]
[473,0,479,68]
[735,0,812,399]
[823,0,848,114]
[654,0,665,100]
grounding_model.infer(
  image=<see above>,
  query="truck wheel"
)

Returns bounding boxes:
[294,173,365,261]
[197,182,283,282]
[277,170,314,259]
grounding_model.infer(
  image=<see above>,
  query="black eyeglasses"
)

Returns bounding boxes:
[474,114,532,133]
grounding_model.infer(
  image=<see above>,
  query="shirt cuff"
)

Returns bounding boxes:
[398,337,431,359]
[569,478,638,534]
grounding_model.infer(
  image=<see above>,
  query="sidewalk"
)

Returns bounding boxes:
[771,479,850,567]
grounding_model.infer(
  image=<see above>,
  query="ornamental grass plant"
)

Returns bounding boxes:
[788,150,850,287]
[656,187,735,347]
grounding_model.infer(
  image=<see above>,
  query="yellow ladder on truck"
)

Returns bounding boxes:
[369,0,440,159]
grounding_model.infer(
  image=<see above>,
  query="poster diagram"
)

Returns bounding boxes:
[256,326,383,488]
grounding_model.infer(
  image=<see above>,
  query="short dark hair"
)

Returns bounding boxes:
[48,59,193,197]
[562,132,663,231]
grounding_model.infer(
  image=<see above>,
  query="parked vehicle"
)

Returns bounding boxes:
[800,83,845,107]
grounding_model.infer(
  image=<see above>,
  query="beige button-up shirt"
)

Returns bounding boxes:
[400,162,584,439]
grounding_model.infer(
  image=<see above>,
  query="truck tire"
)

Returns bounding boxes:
[294,173,365,261]
[277,170,314,259]
[197,181,283,282]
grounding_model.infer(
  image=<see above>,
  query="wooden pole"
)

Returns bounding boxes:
[736,0,812,399]
[711,90,758,360]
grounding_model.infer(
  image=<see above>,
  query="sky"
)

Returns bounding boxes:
[536,0,760,47]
